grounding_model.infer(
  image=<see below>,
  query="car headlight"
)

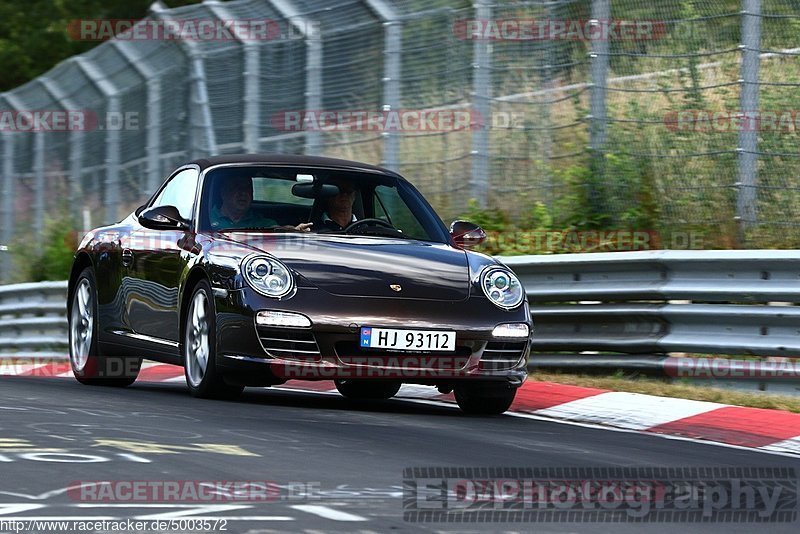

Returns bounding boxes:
[242,255,294,299]
[481,267,524,309]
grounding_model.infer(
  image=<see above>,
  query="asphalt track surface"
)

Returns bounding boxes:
[0,375,798,533]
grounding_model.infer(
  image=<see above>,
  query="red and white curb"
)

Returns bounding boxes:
[3,359,800,458]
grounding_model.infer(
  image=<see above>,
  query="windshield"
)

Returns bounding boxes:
[198,165,449,243]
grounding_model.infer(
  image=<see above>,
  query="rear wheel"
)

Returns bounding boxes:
[454,384,517,415]
[334,379,401,400]
[69,268,140,386]
[184,280,243,400]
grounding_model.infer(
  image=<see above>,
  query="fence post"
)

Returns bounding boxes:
[471,0,492,207]
[112,40,162,195]
[33,132,45,237]
[39,77,84,226]
[243,43,261,153]
[365,0,402,171]
[188,55,217,158]
[0,132,14,281]
[74,57,121,224]
[150,7,217,158]
[737,0,762,240]
[205,0,258,154]
[305,23,322,155]
[266,0,320,155]
[589,0,609,196]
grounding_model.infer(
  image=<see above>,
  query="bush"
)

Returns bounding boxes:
[10,213,78,282]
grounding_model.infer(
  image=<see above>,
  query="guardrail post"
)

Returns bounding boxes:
[737,0,762,241]
[471,0,491,208]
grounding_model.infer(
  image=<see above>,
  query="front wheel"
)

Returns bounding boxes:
[334,379,401,400]
[183,280,243,400]
[454,384,517,415]
[69,268,140,386]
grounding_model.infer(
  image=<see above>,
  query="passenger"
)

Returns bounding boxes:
[315,178,358,232]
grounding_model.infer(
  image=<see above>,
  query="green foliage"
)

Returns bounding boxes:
[10,212,78,282]
[460,199,509,231]
[0,0,202,91]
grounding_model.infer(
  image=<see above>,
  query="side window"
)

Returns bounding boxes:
[151,168,200,221]
[374,185,429,240]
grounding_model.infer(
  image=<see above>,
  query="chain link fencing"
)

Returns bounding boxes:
[2,0,800,282]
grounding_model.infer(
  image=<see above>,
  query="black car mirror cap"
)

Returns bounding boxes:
[291,183,341,199]
[450,220,487,248]
[138,205,190,231]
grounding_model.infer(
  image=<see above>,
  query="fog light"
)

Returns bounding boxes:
[492,323,529,338]
[256,311,311,328]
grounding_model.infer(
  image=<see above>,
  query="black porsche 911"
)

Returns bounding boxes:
[67,155,532,414]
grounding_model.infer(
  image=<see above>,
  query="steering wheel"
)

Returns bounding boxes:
[343,218,396,234]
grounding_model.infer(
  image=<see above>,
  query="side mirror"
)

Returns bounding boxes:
[450,220,487,248]
[138,205,189,230]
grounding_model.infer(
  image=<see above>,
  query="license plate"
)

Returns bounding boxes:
[360,327,456,352]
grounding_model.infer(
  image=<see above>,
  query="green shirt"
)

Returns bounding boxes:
[210,205,277,230]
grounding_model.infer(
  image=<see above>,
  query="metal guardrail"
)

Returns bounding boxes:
[3,250,800,366]
[501,250,800,358]
[0,281,68,358]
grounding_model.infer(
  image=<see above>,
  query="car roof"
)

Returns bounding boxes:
[190,154,401,178]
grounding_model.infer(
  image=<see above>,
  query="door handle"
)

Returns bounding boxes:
[121,248,134,267]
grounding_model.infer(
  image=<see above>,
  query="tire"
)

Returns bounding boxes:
[69,267,141,387]
[454,384,517,415]
[334,379,401,400]
[183,279,243,400]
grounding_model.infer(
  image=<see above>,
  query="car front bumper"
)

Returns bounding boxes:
[213,286,531,387]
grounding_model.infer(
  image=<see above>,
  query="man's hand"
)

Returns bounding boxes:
[294,222,313,232]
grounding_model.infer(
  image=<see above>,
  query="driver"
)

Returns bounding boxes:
[316,178,358,232]
[211,175,312,232]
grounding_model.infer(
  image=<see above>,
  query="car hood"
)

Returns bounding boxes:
[225,234,471,301]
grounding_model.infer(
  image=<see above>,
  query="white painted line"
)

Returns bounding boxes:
[534,391,724,430]
[759,436,800,455]
[160,375,186,383]
[400,397,800,460]
[291,504,367,521]
[0,516,119,520]
[0,503,46,515]
[396,384,442,398]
